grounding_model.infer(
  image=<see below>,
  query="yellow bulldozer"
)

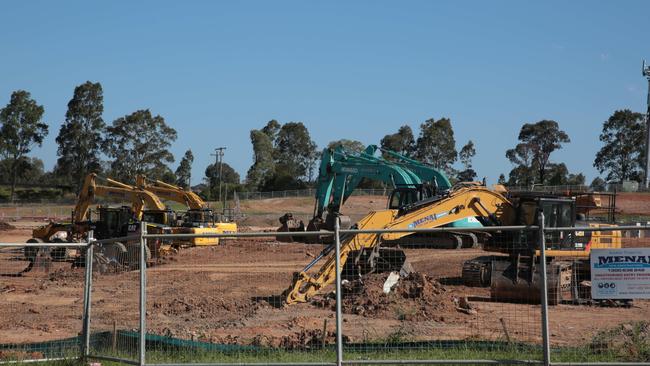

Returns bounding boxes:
[135,175,237,245]
[283,182,620,305]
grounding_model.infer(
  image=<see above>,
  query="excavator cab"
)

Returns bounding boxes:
[142,209,176,226]
[96,206,136,239]
[185,208,215,227]
[387,183,437,210]
[507,196,577,252]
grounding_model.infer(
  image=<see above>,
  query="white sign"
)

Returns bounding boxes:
[591,248,650,299]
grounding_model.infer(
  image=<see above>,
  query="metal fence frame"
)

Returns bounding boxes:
[2,217,650,366]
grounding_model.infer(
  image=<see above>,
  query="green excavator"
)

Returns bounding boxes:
[278,145,485,247]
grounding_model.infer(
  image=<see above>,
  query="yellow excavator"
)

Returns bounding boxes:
[283,182,620,305]
[30,173,170,242]
[135,175,237,245]
[25,173,174,272]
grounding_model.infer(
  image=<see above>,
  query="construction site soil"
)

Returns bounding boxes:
[1,193,650,350]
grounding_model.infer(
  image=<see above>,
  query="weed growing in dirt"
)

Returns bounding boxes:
[589,321,650,362]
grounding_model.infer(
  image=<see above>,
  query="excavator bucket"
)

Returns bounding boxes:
[23,239,52,274]
[490,259,563,305]
[276,213,306,242]
[24,248,52,274]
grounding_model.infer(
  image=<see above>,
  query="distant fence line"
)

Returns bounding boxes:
[1,183,648,207]
[236,188,390,201]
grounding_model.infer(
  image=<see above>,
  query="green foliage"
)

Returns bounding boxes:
[505,143,535,186]
[591,321,650,362]
[497,173,506,185]
[54,81,105,190]
[457,140,477,182]
[245,129,275,190]
[261,119,281,140]
[415,118,457,174]
[0,157,44,183]
[175,149,194,188]
[594,109,646,183]
[545,163,585,186]
[590,177,607,191]
[205,161,240,200]
[506,120,570,186]
[0,90,48,201]
[327,139,365,153]
[159,166,177,184]
[103,109,177,183]
[274,122,318,180]
[246,120,317,191]
[380,125,416,158]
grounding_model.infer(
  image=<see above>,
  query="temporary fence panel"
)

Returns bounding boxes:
[333,226,544,364]
[546,225,650,364]
[3,223,650,365]
[142,230,337,365]
[0,242,88,363]
[87,235,145,364]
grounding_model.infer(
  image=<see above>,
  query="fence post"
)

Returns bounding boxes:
[334,218,343,366]
[538,213,551,366]
[139,222,147,366]
[82,230,94,360]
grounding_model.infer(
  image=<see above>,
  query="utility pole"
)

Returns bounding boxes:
[211,147,227,205]
[643,60,650,189]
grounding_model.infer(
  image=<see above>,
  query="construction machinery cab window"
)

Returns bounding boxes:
[388,187,421,210]
[539,198,575,250]
[186,209,213,226]
[142,210,174,226]
[97,206,135,239]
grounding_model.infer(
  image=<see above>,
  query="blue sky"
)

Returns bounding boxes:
[1,1,648,186]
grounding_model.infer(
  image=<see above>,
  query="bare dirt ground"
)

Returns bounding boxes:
[616,192,650,216]
[1,193,650,349]
[238,195,387,229]
[1,224,649,348]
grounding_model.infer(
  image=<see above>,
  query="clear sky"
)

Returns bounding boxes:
[1,1,649,186]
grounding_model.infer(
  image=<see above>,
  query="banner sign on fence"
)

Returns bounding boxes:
[591,248,650,299]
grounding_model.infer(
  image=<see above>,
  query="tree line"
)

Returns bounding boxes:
[0,81,646,201]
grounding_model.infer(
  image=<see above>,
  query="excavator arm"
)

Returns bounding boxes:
[74,173,166,222]
[135,175,207,210]
[284,184,514,304]
[305,145,452,233]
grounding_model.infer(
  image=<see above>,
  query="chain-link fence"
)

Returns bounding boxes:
[2,220,650,365]
[237,189,391,201]
[0,205,74,221]
[0,241,90,363]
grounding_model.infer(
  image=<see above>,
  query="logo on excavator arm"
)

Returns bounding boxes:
[407,205,464,229]
[408,211,449,228]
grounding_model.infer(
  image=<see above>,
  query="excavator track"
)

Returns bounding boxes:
[461,256,493,287]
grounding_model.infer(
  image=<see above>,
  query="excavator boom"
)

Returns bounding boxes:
[135,175,207,210]
[74,173,166,222]
[284,183,514,304]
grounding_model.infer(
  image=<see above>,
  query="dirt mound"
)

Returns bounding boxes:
[591,321,650,361]
[316,272,453,321]
[0,221,15,231]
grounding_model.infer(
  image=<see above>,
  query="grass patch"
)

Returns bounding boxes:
[5,345,637,366]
